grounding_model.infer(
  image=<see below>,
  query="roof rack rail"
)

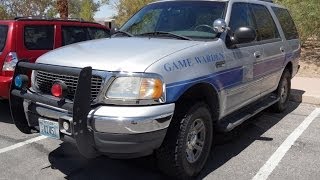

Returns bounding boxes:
[14,16,47,20]
[258,0,274,3]
[14,16,85,22]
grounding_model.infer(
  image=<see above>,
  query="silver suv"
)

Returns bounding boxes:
[10,0,300,178]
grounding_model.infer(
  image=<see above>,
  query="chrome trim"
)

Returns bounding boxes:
[89,103,175,134]
[23,100,175,134]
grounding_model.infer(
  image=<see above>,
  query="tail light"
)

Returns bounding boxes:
[2,52,18,71]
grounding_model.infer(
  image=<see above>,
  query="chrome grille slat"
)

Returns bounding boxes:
[36,71,103,100]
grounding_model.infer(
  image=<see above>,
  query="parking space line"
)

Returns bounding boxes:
[0,136,47,154]
[252,108,320,180]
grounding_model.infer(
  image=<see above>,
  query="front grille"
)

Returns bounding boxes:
[35,71,103,100]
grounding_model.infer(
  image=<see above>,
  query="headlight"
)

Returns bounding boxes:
[106,75,165,104]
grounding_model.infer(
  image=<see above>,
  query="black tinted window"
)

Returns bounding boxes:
[88,28,110,39]
[229,3,255,33]
[62,26,90,46]
[250,4,280,41]
[272,7,299,40]
[24,26,54,50]
[0,25,8,52]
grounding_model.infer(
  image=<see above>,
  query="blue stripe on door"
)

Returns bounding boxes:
[166,67,243,103]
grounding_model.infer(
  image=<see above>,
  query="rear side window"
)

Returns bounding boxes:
[0,25,8,52]
[24,26,54,50]
[88,27,110,39]
[250,4,280,41]
[62,26,90,46]
[272,7,299,40]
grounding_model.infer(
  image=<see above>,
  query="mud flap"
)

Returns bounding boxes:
[73,67,99,158]
[9,60,32,134]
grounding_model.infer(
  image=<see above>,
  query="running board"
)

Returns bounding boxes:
[217,95,280,132]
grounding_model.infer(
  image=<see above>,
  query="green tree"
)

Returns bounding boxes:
[0,5,9,19]
[79,0,95,21]
[0,0,108,20]
[0,0,55,18]
[111,0,155,26]
[275,0,320,42]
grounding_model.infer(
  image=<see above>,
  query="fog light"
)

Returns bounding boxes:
[51,81,68,98]
[14,75,29,89]
[63,121,70,131]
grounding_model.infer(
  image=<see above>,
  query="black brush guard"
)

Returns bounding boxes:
[9,61,98,158]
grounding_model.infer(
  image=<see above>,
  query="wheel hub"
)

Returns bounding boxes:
[280,80,288,103]
[186,119,206,163]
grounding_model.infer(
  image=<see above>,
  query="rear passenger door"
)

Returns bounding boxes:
[249,4,285,96]
[272,7,300,77]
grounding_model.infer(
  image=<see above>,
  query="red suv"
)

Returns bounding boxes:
[0,17,110,99]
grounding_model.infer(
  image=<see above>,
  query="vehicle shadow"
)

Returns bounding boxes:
[0,100,12,124]
[47,102,301,180]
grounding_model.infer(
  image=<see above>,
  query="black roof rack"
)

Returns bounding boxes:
[14,16,93,23]
[258,0,274,3]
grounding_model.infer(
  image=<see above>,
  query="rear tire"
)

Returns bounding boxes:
[272,69,291,113]
[156,103,213,179]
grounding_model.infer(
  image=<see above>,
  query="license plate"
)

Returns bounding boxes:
[39,118,60,139]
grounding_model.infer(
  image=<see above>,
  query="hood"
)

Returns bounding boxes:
[36,37,200,72]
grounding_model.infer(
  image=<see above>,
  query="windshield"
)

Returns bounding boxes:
[120,1,227,41]
[0,25,8,52]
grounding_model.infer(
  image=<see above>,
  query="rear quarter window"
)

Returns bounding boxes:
[62,26,90,46]
[272,7,299,40]
[88,27,110,39]
[24,26,54,50]
[0,25,9,52]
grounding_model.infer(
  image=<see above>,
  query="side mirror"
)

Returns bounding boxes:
[213,19,227,33]
[233,27,256,44]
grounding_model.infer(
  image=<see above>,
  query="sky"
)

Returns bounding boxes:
[94,1,117,19]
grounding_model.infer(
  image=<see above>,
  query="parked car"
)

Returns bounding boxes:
[0,17,110,99]
[10,0,300,178]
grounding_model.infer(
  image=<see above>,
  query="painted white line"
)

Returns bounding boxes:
[0,136,47,154]
[252,108,320,180]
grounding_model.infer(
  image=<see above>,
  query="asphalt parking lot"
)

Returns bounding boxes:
[0,100,319,180]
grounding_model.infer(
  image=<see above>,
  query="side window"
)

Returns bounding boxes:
[62,26,90,46]
[250,4,280,41]
[229,3,256,34]
[272,7,299,40]
[88,27,110,39]
[24,26,54,50]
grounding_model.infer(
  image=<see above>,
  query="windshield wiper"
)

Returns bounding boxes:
[112,30,134,37]
[137,31,193,41]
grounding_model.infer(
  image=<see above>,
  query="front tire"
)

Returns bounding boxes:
[272,69,291,113]
[156,103,213,179]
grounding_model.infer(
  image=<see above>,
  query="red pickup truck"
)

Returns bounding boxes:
[0,17,110,99]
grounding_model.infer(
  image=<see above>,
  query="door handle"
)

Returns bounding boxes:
[216,60,226,68]
[280,46,285,53]
[254,51,262,58]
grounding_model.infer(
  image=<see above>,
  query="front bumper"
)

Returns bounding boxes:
[23,101,174,157]
[0,75,12,99]
[10,61,174,158]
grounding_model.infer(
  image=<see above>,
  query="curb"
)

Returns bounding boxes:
[290,91,320,105]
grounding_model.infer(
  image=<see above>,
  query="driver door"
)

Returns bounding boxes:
[223,2,262,115]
